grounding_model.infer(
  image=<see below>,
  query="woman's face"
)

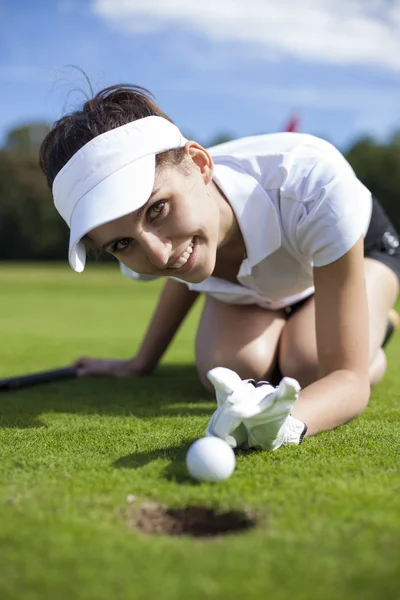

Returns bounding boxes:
[87,143,230,283]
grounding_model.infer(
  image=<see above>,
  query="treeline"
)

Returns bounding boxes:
[0,124,400,261]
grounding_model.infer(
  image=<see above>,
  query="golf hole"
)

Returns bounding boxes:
[126,502,256,537]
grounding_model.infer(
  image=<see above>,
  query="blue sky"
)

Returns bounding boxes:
[0,0,399,151]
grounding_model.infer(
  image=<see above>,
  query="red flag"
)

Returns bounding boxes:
[285,113,300,132]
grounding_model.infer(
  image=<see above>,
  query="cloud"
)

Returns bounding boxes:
[91,0,400,71]
[159,75,400,114]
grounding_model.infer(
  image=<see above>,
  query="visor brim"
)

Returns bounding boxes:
[68,154,156,272]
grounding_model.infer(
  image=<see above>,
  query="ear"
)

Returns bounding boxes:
[185,141,214,185]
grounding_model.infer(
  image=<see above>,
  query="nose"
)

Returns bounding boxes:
[139,232,171,269]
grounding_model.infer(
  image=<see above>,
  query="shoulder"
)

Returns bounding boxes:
[285,156,372,267]
[209,132,320,170]
[208,131,310,156]
[209,132,357,189]
[210,133,372,267]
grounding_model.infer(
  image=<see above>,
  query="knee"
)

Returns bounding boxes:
[370,348,387,387]
[196,343,277,393]
[279,347,318,388]
[198,372,215,394]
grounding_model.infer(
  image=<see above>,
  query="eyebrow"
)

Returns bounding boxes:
[101,186,162,249]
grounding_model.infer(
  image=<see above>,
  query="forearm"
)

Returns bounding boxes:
[290,370,370,436]
[133,279,200,373]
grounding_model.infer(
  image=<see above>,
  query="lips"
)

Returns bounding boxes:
[166,238,197,275]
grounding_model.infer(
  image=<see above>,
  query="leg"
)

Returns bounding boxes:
[195,297,286,392]
[279,257,399,388]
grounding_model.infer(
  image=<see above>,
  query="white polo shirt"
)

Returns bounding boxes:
[121,132,373,310]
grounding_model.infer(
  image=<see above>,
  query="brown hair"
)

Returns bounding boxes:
[39,84,186,188]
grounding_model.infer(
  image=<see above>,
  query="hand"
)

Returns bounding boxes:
[205,367,304,450]
[74,356,149,378]
[205,367,249,448]
[242,377,303,450]
[205,367,277,448]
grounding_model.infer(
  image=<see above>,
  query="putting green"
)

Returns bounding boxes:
[0,264,399,600]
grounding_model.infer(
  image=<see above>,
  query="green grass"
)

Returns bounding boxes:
[0,263,399,600]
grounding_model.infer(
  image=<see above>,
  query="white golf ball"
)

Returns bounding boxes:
[186,437,236,482]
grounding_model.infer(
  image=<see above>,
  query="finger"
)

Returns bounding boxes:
[75,359,101,376]
[213,406,242,442]
[207,367,242,394]
[76,364,90,376]
[278,377,301,398]
[271,377,301,412]
[74,356,92,368]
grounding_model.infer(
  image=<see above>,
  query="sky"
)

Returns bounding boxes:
[0,0,399,151]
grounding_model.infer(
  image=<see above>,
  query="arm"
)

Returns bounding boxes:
[291,236,371,435]
[133,278,200,373]
[203,239,371,450]
[75,278,199,377]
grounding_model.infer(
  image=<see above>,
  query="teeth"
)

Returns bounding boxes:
[172,259,185,268]
[169,240,194,269]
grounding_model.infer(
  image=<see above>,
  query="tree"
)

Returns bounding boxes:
[0,149,69,260]
[1,121,400,262]
[5,124,51,153]
[345,133,400,232]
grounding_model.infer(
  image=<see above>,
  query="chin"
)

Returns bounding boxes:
[185,259,215,284]
[183,272,209,284]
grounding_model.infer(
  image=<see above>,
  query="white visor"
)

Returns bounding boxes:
[52,115,188,272]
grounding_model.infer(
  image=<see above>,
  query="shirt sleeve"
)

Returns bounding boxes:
[291,155,372,267]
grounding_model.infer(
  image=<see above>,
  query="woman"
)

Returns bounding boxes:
[39,84,399,450]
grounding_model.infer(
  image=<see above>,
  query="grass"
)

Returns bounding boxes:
[0,263,399,600]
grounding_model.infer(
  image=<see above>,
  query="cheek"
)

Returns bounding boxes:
[176,196,217,231]
[118,248,149,274]
[155,193,219,244]
[164,205,197,235]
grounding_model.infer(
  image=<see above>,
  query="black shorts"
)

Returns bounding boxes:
[285,196,400,316]
[363,196,400,280]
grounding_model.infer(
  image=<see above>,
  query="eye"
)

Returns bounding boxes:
[110,238,132,254]
[148,201,165,221]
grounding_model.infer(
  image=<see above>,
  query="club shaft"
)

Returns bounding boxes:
[0,366,77,391]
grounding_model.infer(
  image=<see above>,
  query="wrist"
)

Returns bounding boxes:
[283,415,308,445]
[128,355,157,375]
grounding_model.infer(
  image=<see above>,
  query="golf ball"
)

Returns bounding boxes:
[186,437,236,482]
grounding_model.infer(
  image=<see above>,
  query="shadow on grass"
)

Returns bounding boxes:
[0,364,212,429]
[114,445,260,485]
[114,442,200,485]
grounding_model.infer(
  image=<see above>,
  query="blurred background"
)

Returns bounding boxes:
[0,0,399,262]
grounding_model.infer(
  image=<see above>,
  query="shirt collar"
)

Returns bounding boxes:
[212,160,281,268]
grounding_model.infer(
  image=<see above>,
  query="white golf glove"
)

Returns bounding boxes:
[205,367,307,451]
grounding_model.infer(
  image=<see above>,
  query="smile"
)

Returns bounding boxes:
[168,240,194,269]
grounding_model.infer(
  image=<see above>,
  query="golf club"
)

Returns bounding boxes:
[0,366,78,392]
